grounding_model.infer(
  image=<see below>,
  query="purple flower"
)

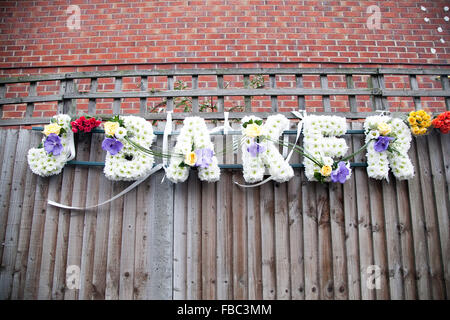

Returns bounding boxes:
[44,133,63,156]
[247,139,266,157]
[102,137,123,155]
[374,136,394,152]
[331,161,350,184]
[194,148,214,168]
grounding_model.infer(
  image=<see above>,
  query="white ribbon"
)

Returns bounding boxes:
[161,111,173,183]
[66,130,76,161]
[234,110,306,188]
[48,164,163,211]
[208,111,233,135]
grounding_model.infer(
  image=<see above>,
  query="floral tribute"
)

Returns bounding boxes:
[240,114,294,183]
[364,115,414,180]
[102,115,156,181]
[407,109,432,136]
[165,117,220,183]
[71,115,102,133]
[302,115,352,183]
[27,114,73,177]
[432,111,450,134]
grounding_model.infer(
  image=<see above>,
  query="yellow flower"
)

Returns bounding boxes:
[320,165,332,177]
[184,151,197,166]
[423,120,432,128]
[104,121,120,136]
[411,126,421,135]
[415,115,422,122]
[408,116,416,125]
[377,122,392,136]
[423,113,431,121]
[43,123,61,136]
[419,127,427,135]
[244,123,262,138]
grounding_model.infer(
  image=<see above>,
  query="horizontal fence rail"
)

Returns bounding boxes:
[0,67,449,126]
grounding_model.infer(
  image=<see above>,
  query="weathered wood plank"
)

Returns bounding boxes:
[216,171,233,299]
[352,122,375,300]
[343,129,360,300]
[296,75,305,110]
[201,181,217,300]
[173,180,188,300]
[64,135,91,300]
[0,130,31,299]
[88,78,98,114]
[23,175,50,299]
[192,75,199,113]
[25,82,37,118]
[270,75,278,112]
[329,182,349,300]
[382,178,404,299]
[36,173,62,300]
[416,136,446,299]
[78,133,103,300]
[440,76,450,110]
[320,75,331,112]
[186,171,202,300]
[260,181,276,300]
[247,186,262,300]
[317,183,333,299]
[112,77,122,114]
[0,130,19,267]
[139,76,148,114]
[232,174,248,299]
[346,75,357,113]
[407,139,432,299]
[303,180,319,300]
[10,132,39,299]
[395,179,417,299]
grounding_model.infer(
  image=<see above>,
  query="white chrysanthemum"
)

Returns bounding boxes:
[303,115,350,182]
[241,114,294,184]
[364,116,414,180]
[166,117,220,183]
[104,116,156,181]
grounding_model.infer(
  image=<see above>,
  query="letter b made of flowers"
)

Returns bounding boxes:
[165,117,220,183]
[364,116,414,180]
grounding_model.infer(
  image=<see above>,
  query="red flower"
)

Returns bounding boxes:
[70,116,102,133]
[432,111,450,134]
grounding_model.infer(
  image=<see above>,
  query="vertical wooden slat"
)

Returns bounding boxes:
[119,184,137,299]
[370,75,383,111]
[0,83,7,119]
[186,172,202,299]
[113,77,122,114]
[216,171,233,299]
[78,134,103,300]
[270,75,278,112]
[64,135,91,300]
[192,75,199,113]
[139,76,148,114]
[317,183,333,299]
[23,174,50,299]
[329,181,349,300]
[303,181,319,300]
[247,186,262,300]
[232,174,248,299]
[440,75,450,111]
[296,75,305,110]
[407,139,432,299]
[343,130,360,300]
[10,132,39,299]
[352,122,375,300]
[166,76,174,112]
[36,173,62,300]
[63,79,76,115]
[416,136,446,299]
[0,130,31,299]
[88,78,98,114]
[382,179,404,299]
[57,80,66,114]
[91,160,112,300]
[346,75,357,112]
[260,182,276,300]
[244,75,251,112]
[409,75,422,110]
[217,75,224,113]
[320,75,331,112]
[173,180,188,299]
[0,130,19,267]
[274,182,291,299]
[25,82,37,118]
[368,180,390,300]
[201,181,216,299]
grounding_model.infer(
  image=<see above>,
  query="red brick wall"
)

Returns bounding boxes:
[0,0,449,118]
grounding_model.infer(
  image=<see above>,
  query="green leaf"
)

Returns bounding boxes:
[242,123,248,128]
[37,143,43,149]
[179,161,188,168]
[314,171,323,181]
[255,120,263,126]
[59,127,66,134]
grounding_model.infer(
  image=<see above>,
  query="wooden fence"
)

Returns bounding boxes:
[0,68,448,300]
